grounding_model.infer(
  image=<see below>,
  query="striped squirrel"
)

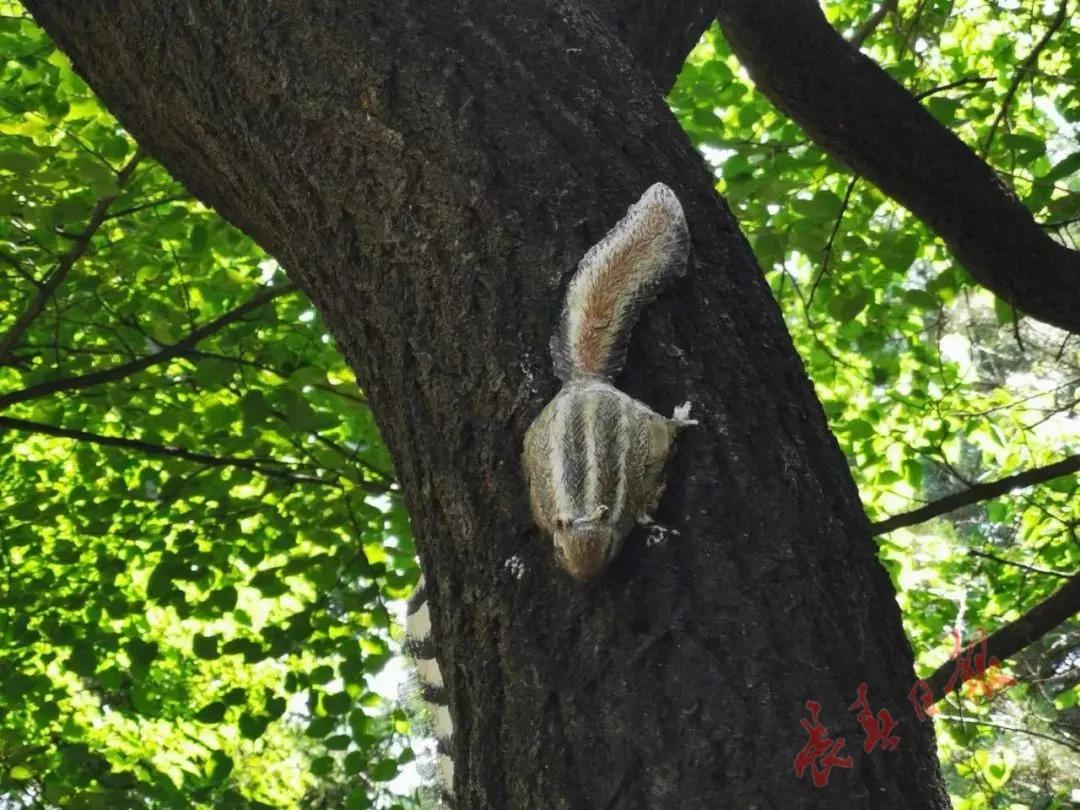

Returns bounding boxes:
[403,185,692,805]
[522,183,695,581]
[404,576,454,807]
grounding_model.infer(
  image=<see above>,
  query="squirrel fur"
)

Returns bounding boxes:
[522,183,694,581]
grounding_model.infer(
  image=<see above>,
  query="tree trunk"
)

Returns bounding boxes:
[24,2,950,806]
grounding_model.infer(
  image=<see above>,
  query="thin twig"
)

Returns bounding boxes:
[807,176,858,309]
[0,415,339,487]
[0,149,145,362]
[0,249,40,287]
[101,192,193,222]
[1040,216,1080,230]
[913,76,993,100]
[0,283,297,410]
[934,715,1080,753]
[186,349,368,405]
[981,0,1069,156]
[848,0,897,49]
[968,548,1071,579]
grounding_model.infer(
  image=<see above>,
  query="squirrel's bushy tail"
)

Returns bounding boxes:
[404,576,454,807]
[551,183,689,382]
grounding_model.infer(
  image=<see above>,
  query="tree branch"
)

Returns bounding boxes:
[715,0,1080,334]
[0,283,296,411]
[599,1,722,93]
[920,571,1080,706]
[0,248,40,287]
[0,414,337,486]
[871,453,1080,534]
[848,0,896,50]
[0,149,145,362]
[913,76,993,101]
[981,0,1069,157]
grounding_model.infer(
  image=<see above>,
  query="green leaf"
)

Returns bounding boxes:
[345,788,371,810]
[67,643,97,677]
[340,655,366,686]
[325,734,351,751]
[344,751,366,776]
[193,634,220,660]
[265,695,287,720]
[195,701,228,723]
[311,665,334,685]
[826,287,871,321]
[250,568,289,597]
[191,224,209,253]
[306,716,336,738]
[282,392,330,433]
[208,751,234,782]
[993,296,1014,326]
[1052,686,1078,709]
[847,419,874,440]
[206,585,238,612]
[1042,151,1080,183]
[369,758,398,781]
[238,712,269,740]
[0,150,41,173]
[323,691,351,716]
[240,391,271,423]
[926,97,960,125]
[223,687,248,706]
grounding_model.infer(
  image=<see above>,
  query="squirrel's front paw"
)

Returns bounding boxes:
[672,400,699,427]
[638,513,680,546]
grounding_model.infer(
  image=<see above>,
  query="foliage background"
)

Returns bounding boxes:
[0,0,1077,806]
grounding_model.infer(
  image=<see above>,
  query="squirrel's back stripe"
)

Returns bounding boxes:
[551,183,689,382]
[546,381,638,528]
[405,576,454,806]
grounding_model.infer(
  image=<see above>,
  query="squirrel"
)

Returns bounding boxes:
[522,183,696,581]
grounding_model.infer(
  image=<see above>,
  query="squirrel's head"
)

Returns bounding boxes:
[552,506,619,581]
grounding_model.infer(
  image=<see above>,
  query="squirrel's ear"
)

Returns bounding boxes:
[552,182,690,382]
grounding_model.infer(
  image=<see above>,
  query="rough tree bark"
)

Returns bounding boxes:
[25,1,949,807]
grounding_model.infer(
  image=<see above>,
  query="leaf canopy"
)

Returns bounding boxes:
[2,0,1078,806]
